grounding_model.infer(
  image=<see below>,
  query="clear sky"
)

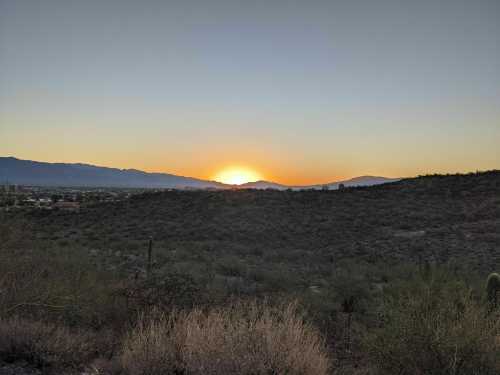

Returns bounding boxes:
[1,0,499,184]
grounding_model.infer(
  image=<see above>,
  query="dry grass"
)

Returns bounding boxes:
[0,316,97,370]
[121,301,332,375]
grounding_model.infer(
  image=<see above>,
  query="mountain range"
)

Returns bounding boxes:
[0,157,399,190]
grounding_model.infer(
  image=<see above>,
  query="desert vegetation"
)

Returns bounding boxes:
[365,269,500,375]
[121,302,330,375]
[0,172,499,374]
[0,317,99,371]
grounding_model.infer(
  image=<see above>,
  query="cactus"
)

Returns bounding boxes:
[341,296,356,355]
[486,272,500,308]
[147,237,153,279]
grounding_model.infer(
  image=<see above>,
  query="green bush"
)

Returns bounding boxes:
[365,269,500,375]
[0,246,126,329]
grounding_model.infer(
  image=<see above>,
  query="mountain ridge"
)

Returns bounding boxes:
[0,157,398,190]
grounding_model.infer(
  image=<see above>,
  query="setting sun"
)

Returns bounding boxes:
[213,167,262,185]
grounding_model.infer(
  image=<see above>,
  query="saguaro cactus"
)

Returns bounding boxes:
[341,296,356,355]
[147,237,153,279]
[486,272,500,308]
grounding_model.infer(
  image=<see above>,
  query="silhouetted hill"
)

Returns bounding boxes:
[18,170,500,273]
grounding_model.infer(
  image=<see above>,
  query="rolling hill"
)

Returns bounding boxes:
[14,170,500,275]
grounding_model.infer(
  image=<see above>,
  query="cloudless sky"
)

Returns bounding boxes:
[1,0,499,184]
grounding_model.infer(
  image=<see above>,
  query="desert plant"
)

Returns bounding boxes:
[120,301,331,375]
[115,272,200,314]
[486,272,500,309]
[0,246,127,329]
[0,316,98,370]
[341,296,356,355]
[147,237,153,279]
[365,269,500,375]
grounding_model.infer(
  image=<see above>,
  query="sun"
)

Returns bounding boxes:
[213,167,262,185]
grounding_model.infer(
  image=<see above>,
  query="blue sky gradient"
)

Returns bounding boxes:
[1,0,499,184]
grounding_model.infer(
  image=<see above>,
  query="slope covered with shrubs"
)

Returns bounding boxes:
[366,269,500,374]
[18,171,500,275]
[1,172,499,374]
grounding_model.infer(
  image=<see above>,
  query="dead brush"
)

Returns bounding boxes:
[121,301,332,375]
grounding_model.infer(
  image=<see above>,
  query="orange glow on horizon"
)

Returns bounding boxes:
[213,166,262,185]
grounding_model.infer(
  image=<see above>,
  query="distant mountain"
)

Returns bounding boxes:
[0,157,226,189]
[239,176,399,190]
[237,180,290,190]
[0,157,399,190]
[313,176,401,190]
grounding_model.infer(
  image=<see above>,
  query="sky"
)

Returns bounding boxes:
[1,0,499,185]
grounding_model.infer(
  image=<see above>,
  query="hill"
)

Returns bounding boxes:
[15,171,500,277]
[1,170,499,374]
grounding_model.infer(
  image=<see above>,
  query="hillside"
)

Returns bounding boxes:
[1,171,499,374]
[15,171,500,278]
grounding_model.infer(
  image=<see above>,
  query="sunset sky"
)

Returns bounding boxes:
[1,0,499,185]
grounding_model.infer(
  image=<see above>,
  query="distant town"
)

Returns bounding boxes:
[0,183,168,212]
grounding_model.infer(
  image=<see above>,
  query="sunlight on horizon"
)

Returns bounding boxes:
[213,167,262,185]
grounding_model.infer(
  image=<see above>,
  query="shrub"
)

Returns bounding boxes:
[120,301,331,375]
[486,272,500,309]
[0,317,97,370]
[0,246,128,330]
[115,272,201,315]
[365,269,500,375]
